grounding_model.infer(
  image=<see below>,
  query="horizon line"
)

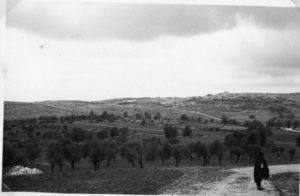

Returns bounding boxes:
[4,91,300,103]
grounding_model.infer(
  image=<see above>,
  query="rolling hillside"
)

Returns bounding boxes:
[4,92,300,121]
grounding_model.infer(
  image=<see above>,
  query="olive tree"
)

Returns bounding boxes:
[229,146,245,164]
[209,140,224,166]
[46,141,64,173]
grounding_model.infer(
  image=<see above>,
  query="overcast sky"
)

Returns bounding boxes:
[3,1,300,101]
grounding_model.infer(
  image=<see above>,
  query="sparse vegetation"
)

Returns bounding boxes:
[164,125,178,139]
[2,93,300,194]
[182,126,192,137]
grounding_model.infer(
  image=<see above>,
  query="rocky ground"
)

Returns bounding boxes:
[160,164,299,196]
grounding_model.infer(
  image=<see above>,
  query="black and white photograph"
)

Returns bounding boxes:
[1,0,300,195]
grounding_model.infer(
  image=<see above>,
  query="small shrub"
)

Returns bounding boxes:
[154,112,162,120]
[118,127,129,143]
[164,125,178,138]
[72,128,86,142]
[110,127,119,137]
[97,129,109,139]
[288,148,296,161]
[180,114,189,122]
[182,126,192,137]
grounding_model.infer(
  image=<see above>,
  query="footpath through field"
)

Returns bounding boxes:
[161,164,299,196]
[173,108,222,121]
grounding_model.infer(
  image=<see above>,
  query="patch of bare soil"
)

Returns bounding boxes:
[158,167,232,195]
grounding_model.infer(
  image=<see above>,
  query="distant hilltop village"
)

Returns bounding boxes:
[203,91,282,100]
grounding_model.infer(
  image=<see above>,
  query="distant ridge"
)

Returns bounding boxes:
[4,92,300,120]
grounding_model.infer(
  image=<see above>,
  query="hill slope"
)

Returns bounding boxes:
[4,92,300,121]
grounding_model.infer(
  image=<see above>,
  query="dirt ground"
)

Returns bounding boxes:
[270,172,299,196]
[160,164,300,196]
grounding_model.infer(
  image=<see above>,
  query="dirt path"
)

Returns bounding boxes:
[173,108,222,121]
[161,164,299,195]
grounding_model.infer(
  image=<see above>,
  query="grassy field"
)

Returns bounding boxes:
[3,163,183,194]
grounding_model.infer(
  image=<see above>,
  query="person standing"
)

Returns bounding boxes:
[254,152,269,190]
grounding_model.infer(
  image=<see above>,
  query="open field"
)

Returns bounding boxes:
[3,164,183,194]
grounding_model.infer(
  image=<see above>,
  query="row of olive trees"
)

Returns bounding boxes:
[225,129,299,164]
[45,134,226,173]
[223,120,272,163]
[225,130,267,163]
[120,136,226,167]
[46,126,129,172]
[164,125,193,138]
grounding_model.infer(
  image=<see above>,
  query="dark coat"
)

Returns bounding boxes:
[254,157,268,182]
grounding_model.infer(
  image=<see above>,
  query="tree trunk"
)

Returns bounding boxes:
[290,154,294,161]
[51,163,54,173]
[106,159,110,167]
[93,160,98,171]
[161,158,165,165]
[71,161,75,169]
[218,157,222,166]
[175,158,179,167]
[190,154,193,162]
[131,161,136,167]
[235,155,240,164]
[97,161,101,170]
[59,162,63,171]
[139,160,144,169]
